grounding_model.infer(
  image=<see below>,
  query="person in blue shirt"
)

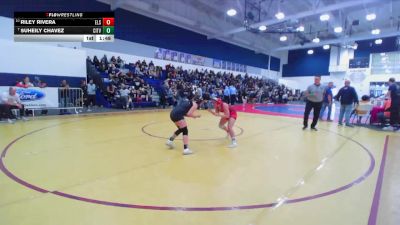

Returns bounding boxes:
[87,79,97,111]
[223,86,230,104]
[319,82,334,121]
[335,80,359,127]
[229,84,237,105]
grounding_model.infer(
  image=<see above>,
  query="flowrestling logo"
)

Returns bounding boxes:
[16,88,46,101]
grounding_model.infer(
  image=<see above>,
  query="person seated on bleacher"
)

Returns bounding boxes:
[117,56,123,66]
[106,84,116,101]
[0,87,27,123]
[101,54,108,66]
[33,76,47,88]
[93,56,100,68]
[139,87,150,102]
[110,56,117,64]
[16,76,34,88]
[118,84,131,110]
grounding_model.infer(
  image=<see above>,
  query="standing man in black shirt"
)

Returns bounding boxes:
[335,80,359,127]
[383,77,400,131]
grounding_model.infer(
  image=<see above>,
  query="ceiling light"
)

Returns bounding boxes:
[312,37,320,43]
[334,26,343,33]
[323,44,330,50]
[296,25,305,32]
[375,39,382,45]
[320,14,330,21]
[353,43,358,50]
[371,29,380,35]
[258,25,267,31]
[275,12,285,20]
[226,9,237,17]
[280,35,287,42]
[307,49,314,55]
[366,13,376,21]
[380,53,386,56]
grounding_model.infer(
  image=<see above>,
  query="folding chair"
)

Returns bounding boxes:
[351,104,374,124]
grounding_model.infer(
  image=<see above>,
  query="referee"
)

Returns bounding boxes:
[303,76,325,131]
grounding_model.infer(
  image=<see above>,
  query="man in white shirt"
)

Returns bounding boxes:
[118,84,131,110]
[86,79,97,111]
[0,87,27,123]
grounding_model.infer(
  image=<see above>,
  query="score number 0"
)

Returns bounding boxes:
[102,18,114,26]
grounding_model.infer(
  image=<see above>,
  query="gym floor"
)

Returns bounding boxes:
[0,104,399,225]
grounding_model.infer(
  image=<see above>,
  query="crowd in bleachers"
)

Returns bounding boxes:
[161,65,300,107]
[88,55,158,109]
[87,55,300,109]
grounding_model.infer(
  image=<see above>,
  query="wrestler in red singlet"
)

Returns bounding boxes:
[209,98,238,148]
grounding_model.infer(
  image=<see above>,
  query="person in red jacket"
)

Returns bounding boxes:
[16,76,34,88]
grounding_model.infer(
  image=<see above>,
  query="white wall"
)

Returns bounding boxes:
[278,45,400,96]
[329,46,354,73]
[0,15,282,81]
[0,39,87,77]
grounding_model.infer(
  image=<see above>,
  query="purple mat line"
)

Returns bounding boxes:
[367,135,390,225]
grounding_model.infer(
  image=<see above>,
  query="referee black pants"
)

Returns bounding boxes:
[303,100,322,128]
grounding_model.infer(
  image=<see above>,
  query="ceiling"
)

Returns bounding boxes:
[97,0,400,54]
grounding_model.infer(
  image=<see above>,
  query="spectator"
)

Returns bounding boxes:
[229,83,237,105]
[223,86,230,104]
[0,87,27,123]
[16,76,34,88]
[93,56,100,67]
[282,93,288,103]
[91,55,298,110]
[335,80,359,127]
[302,76,324,131]
[377,99,391,125]
[319,82,334,121]
[87,79,97,111]
[86,56,92,64]
[383,77,400,131]
[33,76,47,88]
[167,87,174,106]
[354,95,373,123]
[59,80,70,115]
[159,85,167,109]
[106,84,116,101]
[118,84,131,110]
[80,80,88,110]
[101,54,108,66]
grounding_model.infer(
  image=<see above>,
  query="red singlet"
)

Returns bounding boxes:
[215,99,237,120]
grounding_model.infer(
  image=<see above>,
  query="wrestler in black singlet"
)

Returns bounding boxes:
[170,99,193,122]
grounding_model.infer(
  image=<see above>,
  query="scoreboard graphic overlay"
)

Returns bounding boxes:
[14,12,114,42]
